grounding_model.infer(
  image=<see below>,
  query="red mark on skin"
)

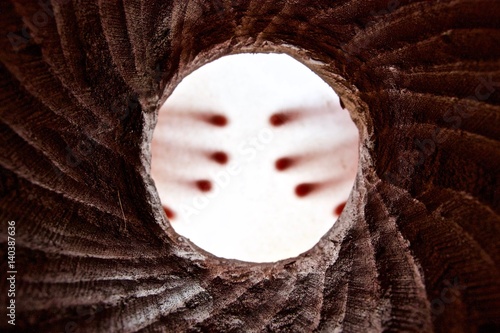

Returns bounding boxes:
[275,157,294,171]
[163,206,175,220]
[334,202,346,216]
[207,114,228,126]
[295,183,319,197]
[195,180,212,192]
[210,151,229,164]
[269,113,291,126]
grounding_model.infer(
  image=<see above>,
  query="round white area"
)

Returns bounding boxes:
[151,53,359,262]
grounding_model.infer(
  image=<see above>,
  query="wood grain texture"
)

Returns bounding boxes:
[0,0,499,332]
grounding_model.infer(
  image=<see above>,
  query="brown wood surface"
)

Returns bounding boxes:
[0,0,499,332]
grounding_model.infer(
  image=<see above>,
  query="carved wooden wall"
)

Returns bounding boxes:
[0,0,499,332]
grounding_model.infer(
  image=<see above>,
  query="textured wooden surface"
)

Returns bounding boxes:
[0,0,499,332]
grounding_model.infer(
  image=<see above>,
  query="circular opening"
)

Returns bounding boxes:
[151,53,359,262]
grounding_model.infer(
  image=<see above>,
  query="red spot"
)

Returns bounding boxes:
[295,183,317,197]
[207,114,228,126]
[163,206,175,220]
[275,157,294,171]
[334,202,346,216]
[195,180,212,192]
[269,113,290,126]
[210,151,229,164]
